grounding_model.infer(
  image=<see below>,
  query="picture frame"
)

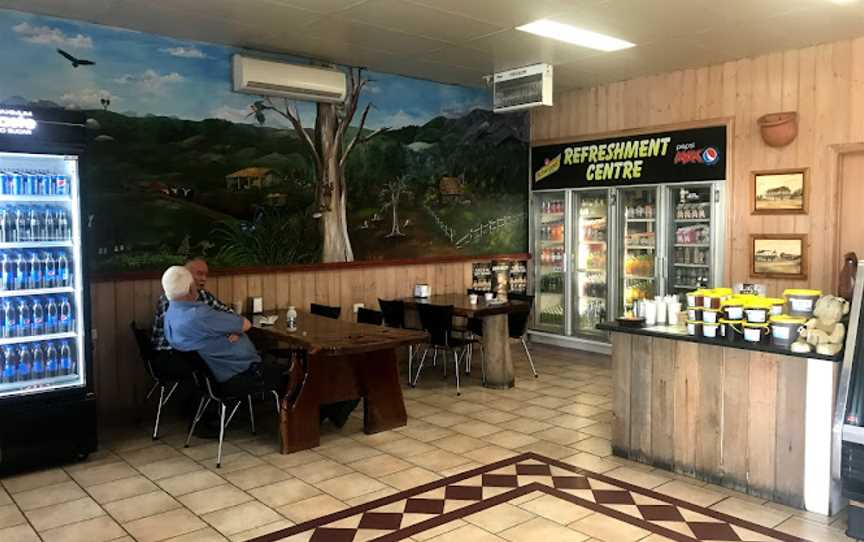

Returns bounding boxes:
[750,234,808,279]
[752,168,808,215]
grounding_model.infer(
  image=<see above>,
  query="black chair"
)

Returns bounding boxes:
[379,299,416,384]
[178,351,283,468]
[310,303,341,320]
[357,307,384,325]
[130,322,192,440]
[414,304,474,395]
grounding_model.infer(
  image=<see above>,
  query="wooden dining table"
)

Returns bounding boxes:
[402,294,531,389]
[248,310,428,454]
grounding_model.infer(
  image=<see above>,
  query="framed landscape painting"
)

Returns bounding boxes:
[753,168,808,214]
[751,234,808,279]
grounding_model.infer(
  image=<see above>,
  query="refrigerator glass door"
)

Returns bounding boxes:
[0,152,84,399]
[572,190,609,338]
[619,187,659,315]
[533,191,566,334]
[668,184,713,297]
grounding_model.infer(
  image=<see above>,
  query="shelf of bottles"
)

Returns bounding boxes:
[574,193,608,335]
[622,189,657,312]
[0,157,82,399]
[671,187,712,295]
[508,261,528,295]
[535,193,565,332]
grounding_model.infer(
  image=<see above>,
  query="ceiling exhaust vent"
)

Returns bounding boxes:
[493,63,553,113]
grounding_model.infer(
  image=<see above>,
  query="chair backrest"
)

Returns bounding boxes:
[310,303,341,320]
[507,294,535,338]
[377,299,405,329]
[174,350,222,399]
[130,321,157,378]
[357,307,383,325]
[417,304,454,347]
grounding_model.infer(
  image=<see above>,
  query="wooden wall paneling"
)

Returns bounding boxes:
[611,332,632,457]
[773,355,808,508]
[231,274,248,310]
[261,272,276,311]
[851,38,864,142]
[650,337,676,471]
[695,344,723,484]
[132,280,154,327]
[720,348,750,493]
[275,272,291,310]
[113,280,140,412]
[747,351,778,500]
[629,335,653,464]
[730,57,753,288]
[794,45,817,270]
[247,273,262,302]
[216,276,233,306]
[673,341,700,477]
[839,152,864,259]
[92,281,117,417]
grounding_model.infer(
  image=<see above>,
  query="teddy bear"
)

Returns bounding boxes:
[790,295,850,356]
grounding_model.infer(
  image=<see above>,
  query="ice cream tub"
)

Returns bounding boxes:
[721,299,744,320]
[770,315,806,347]
[719,319,743,342]
[686,320,703,336]
[767,298,786,316]
[784,289,822,317]
[687,307,703,321]
[702,309,721,324]
[742,322,771,344]
[702,322,720,338]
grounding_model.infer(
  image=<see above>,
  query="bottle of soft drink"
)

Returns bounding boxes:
[59,341,73,376]
[43,252,55,288]
[29,208,40,242]
[0,209,7,243]
[28,252,41,289]
[44,208,55,241]
[45,297,58,334]
[39,175,52,196]
[55,175,68,196]
[16,345,31,382]
[1,300,14,338]
[31,298,44,335]
[11,174,23,195]
[59,297,72,333]
[24,175,37,196]
[0,347,12,383]
[57,253,69,287]
[17,299,31,337]
[44,342,58,377]
[0,253,10,291]
[57,209,68,240]
[13,253,26,290]
[14,208,25,242]
[0,173,9,195]
[31,343,44,380]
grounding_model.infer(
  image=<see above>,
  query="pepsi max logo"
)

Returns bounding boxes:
[701,147,719,165]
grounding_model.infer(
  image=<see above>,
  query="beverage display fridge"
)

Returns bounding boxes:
[0,106,95,472]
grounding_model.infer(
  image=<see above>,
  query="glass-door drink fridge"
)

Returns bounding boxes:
[0,106,95,472]
[533,192,567,334]
[572,191,609,338]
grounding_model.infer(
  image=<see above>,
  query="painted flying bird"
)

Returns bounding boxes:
[247,101,267,125]
[57,48,95,68]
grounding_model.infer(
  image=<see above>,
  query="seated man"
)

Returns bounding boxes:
[161,265,283,395]
[152,257,233,352]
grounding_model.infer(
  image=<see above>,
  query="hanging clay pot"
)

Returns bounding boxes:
[757,111,798,147]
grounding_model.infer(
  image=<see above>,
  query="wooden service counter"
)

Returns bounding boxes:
[598,322,843,515]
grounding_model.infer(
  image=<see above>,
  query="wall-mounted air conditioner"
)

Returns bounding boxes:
[493,63,553,113]
[232,55,347,103]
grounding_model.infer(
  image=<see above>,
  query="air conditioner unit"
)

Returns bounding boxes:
[493,63,553,113]
[232,55,347,103]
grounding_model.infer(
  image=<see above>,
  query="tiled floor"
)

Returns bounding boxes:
[0,344,853,542]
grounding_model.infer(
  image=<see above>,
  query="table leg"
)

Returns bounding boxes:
[279,351,322,454]
[361,349,408,433]
[482,314,514,389]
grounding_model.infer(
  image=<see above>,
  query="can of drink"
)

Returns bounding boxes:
[0,174,10,195]
[55,175,68,196]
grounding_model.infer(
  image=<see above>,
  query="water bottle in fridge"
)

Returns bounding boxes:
[57,209,69,240]
[0,209,7,243]
[57,253,69,287]
[13,252,26,290]
[16,345,31,382]
[1,300,15,338]
[31,298,44,336]
[29,207,40,242]
[45,342,58,377]
[59,341,73,376]
[43,252,56,288]
[44,207,55,241]
[45,297,58,334]
[14,208,25,242]
[31,343,44,380]
[0,347,13,383]
[17,299,31,337]
[27,252,41,289]
[59,297,72,333]
[0,253,11,291]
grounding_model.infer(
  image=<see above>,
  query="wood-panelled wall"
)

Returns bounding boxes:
[90,260,478,418]
[532,37,864,296]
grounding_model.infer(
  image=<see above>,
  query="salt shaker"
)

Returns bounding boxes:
[286,305,298,331]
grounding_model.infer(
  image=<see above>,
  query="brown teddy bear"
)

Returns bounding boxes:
[791,295,850,356]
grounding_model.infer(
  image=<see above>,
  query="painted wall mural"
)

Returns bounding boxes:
[0,9,528,273]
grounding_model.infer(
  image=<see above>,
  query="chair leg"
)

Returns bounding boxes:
[153,385,165,440]
[408,345,413,386]
[453,350,461,396]
[145,381,159,401]
[481,345,487,385]
[272,391,281,416]
[522,337,538,378]
[185,396,209,447]
[412,348,429,388]
[465,344,472,374]
[248,395,256,435]
[217,403,227,468]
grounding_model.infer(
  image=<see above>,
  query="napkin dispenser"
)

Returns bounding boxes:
[414,283,431,298]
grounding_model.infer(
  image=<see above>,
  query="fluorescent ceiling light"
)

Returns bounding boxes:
[516,19,635,52]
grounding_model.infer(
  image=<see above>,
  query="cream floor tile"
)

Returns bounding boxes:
[315,472,389,501]
[12,480,86,511]
[284,459,353,484]
[0,503,25,529]
[518,494,594,525]
[527,396,573,409]
[124,508,207,542]
[376,438,437,457]
[277,493,346,523]
[498,418,555,434]
[24,496,105,532]
[518,440,579,460]
[553,415,598,432]
[473,409,519,424]
[2,468,70,493]
[462,445,519,464]
[0,523,41,541]
[560,453,618,474]
[179,484,252,515]
[397,423,455,443]
[138,456,203,481]
[775,516,855,541]
[532,426,590,446]
[0,488,9,506]
[222,464,291,490]
[542,386,580,399]
[248,478,321,508]
[569,512,649,542]
[121,444,182,467]
[380,466,440,490]
[412,518,467,540]
[421,412,472,428]
[603,467,670,490]
[451,420,502,438]
[579,423,611,440]
[349,428,409,447]
[157,470,227,497]
[232,437,280,458]
[104,489,181,523]
[709,497,792,528]
[348,453,414,477]
[317,443,383,464]
[651,479,725,506]
[202,501,281,537]
[427,523,506,542]
[205,452,266,474]
[165,527,229,541]
[229,519,293,541]
[69,462,138,488]
[39,515,127,542]
[518,405,559,421]
[440,461,483,477]
[408,449,473,472]
[465,502,536,533]
[181,442,242,462]
[572,437,612,457]
[87,475,159,504]
[500,516,590,542]
[259,450,323,470]
[433,434,488,454]
[574,393,608,406]
[485,430,539,450]
[344,487,398,506]
[557,403,604,418]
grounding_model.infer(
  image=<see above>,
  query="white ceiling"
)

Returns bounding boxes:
[3,0,864,90]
